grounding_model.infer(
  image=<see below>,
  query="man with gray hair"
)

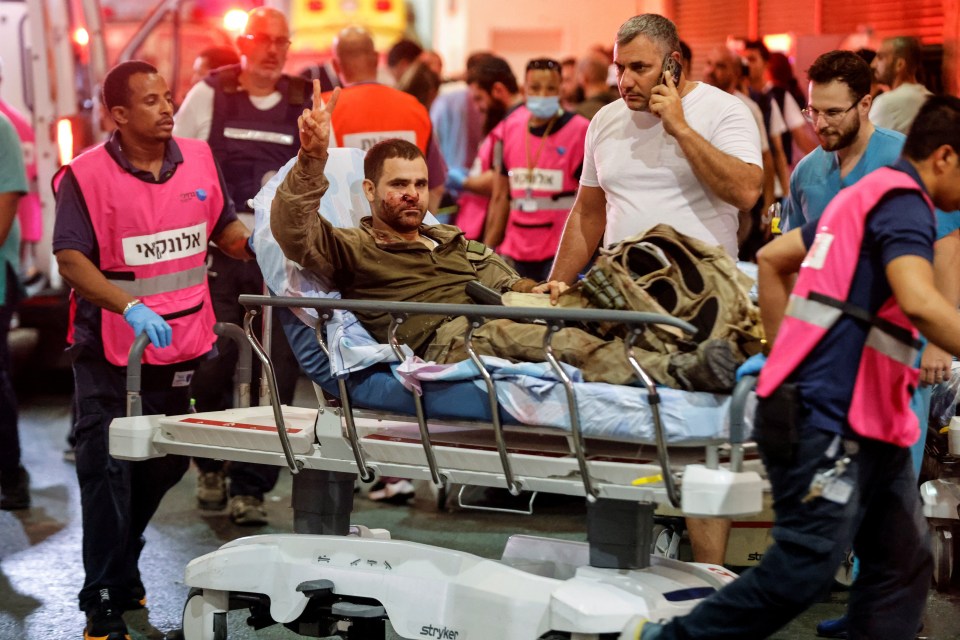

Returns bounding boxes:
[870,36,932,134]
[541,13,762,568]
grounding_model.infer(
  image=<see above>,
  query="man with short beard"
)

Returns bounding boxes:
[780,51,904,232]
[869,36,932,135]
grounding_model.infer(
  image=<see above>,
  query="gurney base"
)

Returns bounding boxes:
[180,532,738,640]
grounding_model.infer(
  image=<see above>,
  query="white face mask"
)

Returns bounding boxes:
[526,95,560,119]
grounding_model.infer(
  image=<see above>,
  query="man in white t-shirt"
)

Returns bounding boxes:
[547,13,761,276]
[542,14,763,568]
[870,36,933,134]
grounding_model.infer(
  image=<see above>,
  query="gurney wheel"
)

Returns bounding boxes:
[181,588,228,640]
[932,525,954,592]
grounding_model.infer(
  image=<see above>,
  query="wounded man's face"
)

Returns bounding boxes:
[366,157,430,234]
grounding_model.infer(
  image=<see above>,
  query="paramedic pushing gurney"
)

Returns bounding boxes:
[272,83,735,387]
[621,96,960,640]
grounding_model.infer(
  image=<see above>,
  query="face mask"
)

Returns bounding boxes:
[526,95,560,119]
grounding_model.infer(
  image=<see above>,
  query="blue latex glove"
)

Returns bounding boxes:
[736,352,767,381]
[446,165,469,192]
[125,304,172,349]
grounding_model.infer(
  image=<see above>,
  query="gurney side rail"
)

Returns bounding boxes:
[238,295,699,497]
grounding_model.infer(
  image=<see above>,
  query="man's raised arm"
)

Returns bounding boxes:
[271,83,344,280]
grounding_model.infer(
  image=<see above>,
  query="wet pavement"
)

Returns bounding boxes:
[1,383,959,639]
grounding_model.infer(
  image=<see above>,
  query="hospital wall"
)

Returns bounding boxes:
[433,0,960,97]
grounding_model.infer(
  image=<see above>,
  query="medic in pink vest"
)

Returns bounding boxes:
[757,167,933,447]
[51,61,255,640]
[625,95,960,640]
[484,58,589,282]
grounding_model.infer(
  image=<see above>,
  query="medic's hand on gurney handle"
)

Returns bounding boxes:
[239,294,701,504]
[125,323,253,418]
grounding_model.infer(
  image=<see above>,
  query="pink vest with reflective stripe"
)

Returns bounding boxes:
[757,167,934,446]
[498,107,588,262]
[69,138,223,366]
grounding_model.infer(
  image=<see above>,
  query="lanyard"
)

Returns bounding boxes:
[524,114,558,196]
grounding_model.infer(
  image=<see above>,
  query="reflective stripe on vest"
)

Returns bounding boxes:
[223,127,295,146]
[106,264,207,298]
[509,195,576,211]
[757,167,934,446]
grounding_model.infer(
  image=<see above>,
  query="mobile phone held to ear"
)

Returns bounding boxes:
[660,54,682,87]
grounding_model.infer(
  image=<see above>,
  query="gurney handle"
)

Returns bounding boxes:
[244,308,302,474]
[214,322,252,409]
[126,333,151,418]
[728,374,757,472]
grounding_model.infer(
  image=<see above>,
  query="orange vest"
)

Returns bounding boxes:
[324,83,432,153]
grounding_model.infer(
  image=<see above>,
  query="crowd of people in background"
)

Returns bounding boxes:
[0,7,954,640]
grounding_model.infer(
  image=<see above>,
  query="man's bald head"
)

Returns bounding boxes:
[245,6,288,34]
[703,46,742,93]
[333,26,379,84]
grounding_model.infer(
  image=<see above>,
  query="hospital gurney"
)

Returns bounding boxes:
[110,293,763,640]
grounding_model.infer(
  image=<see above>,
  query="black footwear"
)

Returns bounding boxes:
[0,466,30,510]
[84,590,131,640]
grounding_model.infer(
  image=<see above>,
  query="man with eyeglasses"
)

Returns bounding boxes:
[175,6,309,527]
[768,49,959,639]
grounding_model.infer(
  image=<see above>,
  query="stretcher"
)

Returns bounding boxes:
[107,148,765,639]
[111,295,764,640]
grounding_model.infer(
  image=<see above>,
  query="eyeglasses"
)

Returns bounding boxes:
[801,100,861,124]
[526,58,560,73]
[241,33,292,50]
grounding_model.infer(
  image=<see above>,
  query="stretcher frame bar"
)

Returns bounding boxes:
[237,295,704,507]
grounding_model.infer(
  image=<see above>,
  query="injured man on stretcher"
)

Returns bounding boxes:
[272,86,763,395]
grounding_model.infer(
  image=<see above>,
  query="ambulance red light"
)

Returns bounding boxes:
[57,118,75,166]
[375,1,392,11]
[308,1,325,11]
[73,27,90,47]
[223,9,249,32]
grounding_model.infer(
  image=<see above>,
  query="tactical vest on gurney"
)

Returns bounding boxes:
[565,224,763,392]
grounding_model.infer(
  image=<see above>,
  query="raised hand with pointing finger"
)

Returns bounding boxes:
[299,80,340,159]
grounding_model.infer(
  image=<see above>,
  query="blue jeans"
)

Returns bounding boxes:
[654,419,932,640]
[73,346,192,612]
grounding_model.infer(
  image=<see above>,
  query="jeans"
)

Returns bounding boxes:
[655,420,932,640]
[73,346,192,612]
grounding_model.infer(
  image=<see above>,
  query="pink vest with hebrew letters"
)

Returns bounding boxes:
[757,167,934,446]
[68,138,222,366]
[498,107,588,262]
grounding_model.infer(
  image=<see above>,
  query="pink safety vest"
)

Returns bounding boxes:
[68,138,223,366]
[757,167,934,447]
[498,107,588,262]
[454,127,498,240]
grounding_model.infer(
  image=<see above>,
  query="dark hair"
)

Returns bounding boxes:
[807,50,872,101]
[102,60,159,110]
[526,58,561,74]
[364,138,425,184]
[387,39,423,68]
[743,39,769,61]
[855,48,876,65]
[465,56,518,94]
[198,46,239,71]
[397,61,440,109]
[888,36,924,75]
[465,51,495,71]
[679,39,692,66]
[903,95,960,160]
